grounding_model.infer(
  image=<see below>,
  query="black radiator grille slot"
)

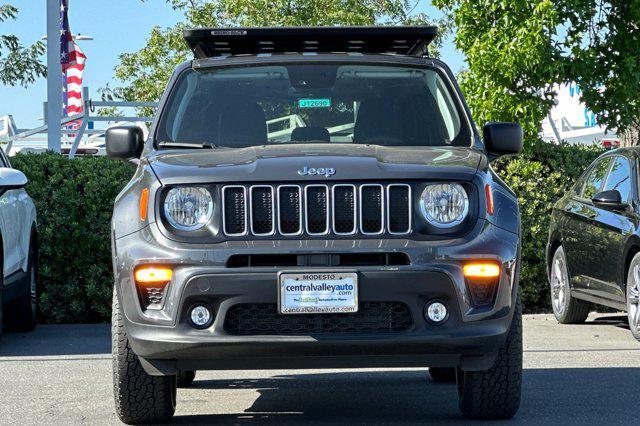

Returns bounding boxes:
[224,302,413,335]
[250,187,274,235]
[360,185,383,234]
[278,186,301,235]
[333,185,356,234]
[306,186,328,234]
[222,187,246,235]
[226,252,410,267]
[388,185,411,234]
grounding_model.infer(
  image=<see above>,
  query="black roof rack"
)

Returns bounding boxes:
[183,26,438,59]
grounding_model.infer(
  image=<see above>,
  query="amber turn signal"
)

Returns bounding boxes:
[485,184,494,216]
[134,266,172,284]
[463,262,500,278]
[463,262,500,307]
[139,188,150,221]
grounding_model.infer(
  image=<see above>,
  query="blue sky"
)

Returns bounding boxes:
[0,1,465,129]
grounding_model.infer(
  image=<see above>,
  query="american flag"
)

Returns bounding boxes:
[60,0,86,125]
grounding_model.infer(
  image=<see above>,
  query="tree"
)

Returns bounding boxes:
[108,0,446,107]
[0,4,46,87]
[432,0,565,142]
[560,1,640,146]
[433,0,640,145]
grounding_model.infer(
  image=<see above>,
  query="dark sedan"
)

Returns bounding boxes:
[547,148,640,340]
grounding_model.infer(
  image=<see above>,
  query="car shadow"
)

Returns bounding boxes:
[170,367,640,425]
[590,314,630,330]
[0,324,110,357]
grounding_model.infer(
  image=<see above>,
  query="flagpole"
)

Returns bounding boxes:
[46,0,62,153]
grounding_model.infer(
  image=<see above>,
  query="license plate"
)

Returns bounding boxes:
[279,272,358,314]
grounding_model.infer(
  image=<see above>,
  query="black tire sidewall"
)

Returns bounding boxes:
[27,242,37,326]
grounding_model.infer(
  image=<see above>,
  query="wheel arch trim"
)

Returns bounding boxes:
[546,230,563,278]
[622,237,640,292]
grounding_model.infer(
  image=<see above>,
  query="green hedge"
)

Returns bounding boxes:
[493,141,604,311]
[10,143,603,323]
[10,152,133,323]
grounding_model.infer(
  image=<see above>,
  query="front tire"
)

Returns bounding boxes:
[3,241,37,332]
[112,288,176,424]
[625,253,640,341]
[549,246,590,324]
[457,293,522,420]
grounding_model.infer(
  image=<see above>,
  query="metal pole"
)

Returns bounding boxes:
[46,0,62,152]
[547,112,562,144]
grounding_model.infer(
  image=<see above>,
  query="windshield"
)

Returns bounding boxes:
[155,63,470,149]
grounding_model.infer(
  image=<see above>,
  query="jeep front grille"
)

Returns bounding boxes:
[222,183,411,237]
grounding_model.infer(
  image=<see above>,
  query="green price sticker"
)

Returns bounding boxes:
[298,98,331,108]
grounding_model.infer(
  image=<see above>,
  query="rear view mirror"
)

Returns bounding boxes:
[0,168,27,190]
[592,190,628,211]
[106,126,144,161]
[483,122,523,159]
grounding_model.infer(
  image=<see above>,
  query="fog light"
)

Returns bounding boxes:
[426,302,448,324]
[189,305,212,329]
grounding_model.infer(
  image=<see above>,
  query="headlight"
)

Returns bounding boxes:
[164,187,213,231]
[419,183,469,227]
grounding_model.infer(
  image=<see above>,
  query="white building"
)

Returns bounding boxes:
[541,83,619,148]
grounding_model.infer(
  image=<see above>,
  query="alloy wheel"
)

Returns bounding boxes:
[628,265,640,334]
[551,255,567,314]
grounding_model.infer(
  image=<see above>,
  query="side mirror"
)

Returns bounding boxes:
[105,126,144,161]
[592,190,628,211]
[0,168,27,190]
[483,122,523,159]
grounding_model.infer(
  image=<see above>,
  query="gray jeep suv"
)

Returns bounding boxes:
[107,26,524,424]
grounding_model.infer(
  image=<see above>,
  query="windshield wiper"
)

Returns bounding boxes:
[157,141,220,149]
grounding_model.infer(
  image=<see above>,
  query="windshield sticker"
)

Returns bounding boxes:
[298,98,331,108]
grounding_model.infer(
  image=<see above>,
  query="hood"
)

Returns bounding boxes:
[147,144,484,185]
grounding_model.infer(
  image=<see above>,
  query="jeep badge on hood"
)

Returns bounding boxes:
[297,166,336,178]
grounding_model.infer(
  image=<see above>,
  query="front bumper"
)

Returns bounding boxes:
[113,219,520,374]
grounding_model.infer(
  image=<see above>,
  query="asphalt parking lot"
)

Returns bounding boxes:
[0,313,638,425]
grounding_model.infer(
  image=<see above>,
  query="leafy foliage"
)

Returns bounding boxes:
[433,0,560,142]
[493,141,604,310]
[434,0,640,144]
[105,0,447,109]
[559,1,640,140]
[10,153,134,323]
[0,4,46,87]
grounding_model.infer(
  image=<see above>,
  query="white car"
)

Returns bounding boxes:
[0,148,37,334]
